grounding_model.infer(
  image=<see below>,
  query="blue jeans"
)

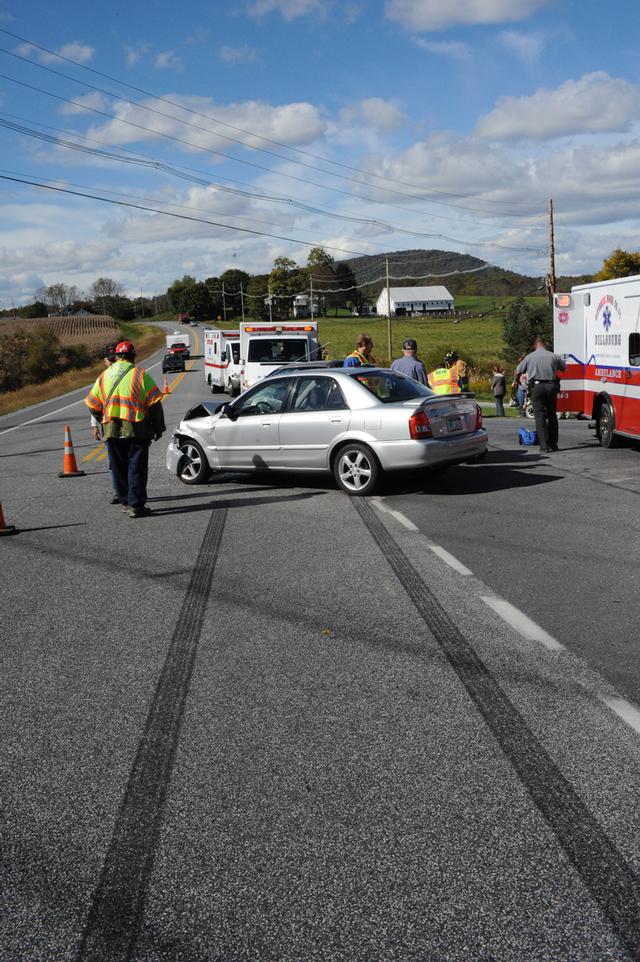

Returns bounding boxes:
[517,387,526,414]
[106,438,150,508]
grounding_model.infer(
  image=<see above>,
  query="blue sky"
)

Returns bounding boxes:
[0,0,639,305]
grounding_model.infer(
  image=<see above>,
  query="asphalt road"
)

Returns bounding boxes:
[2,344,640,962]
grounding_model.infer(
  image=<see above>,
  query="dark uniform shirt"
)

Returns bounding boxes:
[517,347,566,381]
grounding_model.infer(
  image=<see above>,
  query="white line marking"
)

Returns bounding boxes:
[600,696,640,735]
[389,509,419,531]
[481,595,564,651]
[429,544,473,576]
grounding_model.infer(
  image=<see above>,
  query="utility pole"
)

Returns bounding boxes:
[547,197,556,303]
[154,291,158,315]
[268,283,273,323]
[222,283,227,322]
[309,275,314,324]
[140,287,144,319]
[386,257,392,363]
[240,283,245,324]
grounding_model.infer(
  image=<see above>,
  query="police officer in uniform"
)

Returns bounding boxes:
[516,335,566,452]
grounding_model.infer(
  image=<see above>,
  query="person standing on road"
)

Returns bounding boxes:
[513,356,528,417]
[84,339,165,518]
[344,334,377,367]
[391,338,427,384]
[90,341,120,504]
[491,365,506,416]
[516,336,566,452]
[445,350,468,391]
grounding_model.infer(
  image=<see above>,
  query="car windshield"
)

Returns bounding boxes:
[352,371,434,403]
[247,338,309,363]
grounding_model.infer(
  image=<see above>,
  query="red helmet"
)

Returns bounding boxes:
[115,339,136,357]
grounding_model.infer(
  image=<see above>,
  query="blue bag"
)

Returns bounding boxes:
[518,427,538,446]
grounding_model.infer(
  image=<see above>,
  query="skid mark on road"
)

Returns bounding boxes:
[354,497,640,961]
[76,507,227,962]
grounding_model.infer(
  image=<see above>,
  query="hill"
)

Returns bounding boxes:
[342,248,591,298]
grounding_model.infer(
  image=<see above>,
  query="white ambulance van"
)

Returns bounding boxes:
[554,274,640,446]
[239,321,319,392]
[204,328,241,395]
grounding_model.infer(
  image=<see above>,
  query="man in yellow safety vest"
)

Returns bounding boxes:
[445,350,468,391]
[85,339,165,518]
[428,361,462,395]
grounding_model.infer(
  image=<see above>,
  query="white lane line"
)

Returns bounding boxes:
[481,595,564,651]
[388,509,419,531]
[600,696,640,735]
[429,544,472,576]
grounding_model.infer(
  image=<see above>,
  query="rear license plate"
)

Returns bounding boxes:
[447,415,463,432]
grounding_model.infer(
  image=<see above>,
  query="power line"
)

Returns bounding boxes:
[0,120,546,255]
[0,50,545,221]
[0,26,546,215]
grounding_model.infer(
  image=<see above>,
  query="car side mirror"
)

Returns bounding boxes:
[217,402,238,421]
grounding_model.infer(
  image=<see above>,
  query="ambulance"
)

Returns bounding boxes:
[204,328,241,396]
[238,321,319,392]
[554,273,640,447]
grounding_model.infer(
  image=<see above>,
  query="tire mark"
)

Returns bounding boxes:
[353,497,640,961]
[76,507,227,962]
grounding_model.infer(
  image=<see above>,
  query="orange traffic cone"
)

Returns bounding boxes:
[0,500,17,535]
[163,375,169,395]
[58,425,86,478]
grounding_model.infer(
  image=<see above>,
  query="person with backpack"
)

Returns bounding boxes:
[84,339,165,518]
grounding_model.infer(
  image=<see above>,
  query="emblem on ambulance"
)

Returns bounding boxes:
[602,306,612,332]
[558,311,569,324]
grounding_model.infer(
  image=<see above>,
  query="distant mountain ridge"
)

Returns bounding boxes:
[342,248,591,297]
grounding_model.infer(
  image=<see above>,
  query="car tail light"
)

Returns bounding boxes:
[475,404,483,430]
[409,409,433,439]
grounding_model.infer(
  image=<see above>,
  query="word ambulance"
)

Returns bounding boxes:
[204,321,319,396]
[554,273,640,446]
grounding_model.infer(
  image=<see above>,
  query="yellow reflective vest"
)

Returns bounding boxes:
[85,360,163,423]
[428,367,461,395]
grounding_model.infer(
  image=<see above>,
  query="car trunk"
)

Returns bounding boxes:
[409,395,479,437]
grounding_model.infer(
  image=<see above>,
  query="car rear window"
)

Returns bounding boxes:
[352,371,434,403]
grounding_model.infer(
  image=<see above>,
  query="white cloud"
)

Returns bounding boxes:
[155,50,182,70]
[59,92,110,116]
[414,38,471,59]
[86,94,327,151]
[218,45,261,65]
[247,0,325,19]
[16,40,95,65]
[476,72,640,140]
[340,97,407,133]
[124,43,150,66]
[385,0,551,32]
[498,29,545,62]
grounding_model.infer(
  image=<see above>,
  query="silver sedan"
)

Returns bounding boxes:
[166,367,488,495]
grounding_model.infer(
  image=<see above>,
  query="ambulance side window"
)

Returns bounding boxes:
[629,333,640,367]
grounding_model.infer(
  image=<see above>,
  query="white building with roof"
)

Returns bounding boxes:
[376,286,454,317]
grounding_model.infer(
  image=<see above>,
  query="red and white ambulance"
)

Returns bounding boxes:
[204,328,241,396]
[554,274,640,447]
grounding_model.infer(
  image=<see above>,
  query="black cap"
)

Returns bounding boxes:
[403,338,417,351]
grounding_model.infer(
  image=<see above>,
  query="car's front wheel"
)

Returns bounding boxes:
[334,443,379,496]
[177,438,210,484]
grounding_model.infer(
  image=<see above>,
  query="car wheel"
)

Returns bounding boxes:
[596,399,619,448]
[334,443,379,496]
[177,439,210,484]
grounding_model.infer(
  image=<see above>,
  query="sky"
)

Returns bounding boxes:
[0,0,638,306]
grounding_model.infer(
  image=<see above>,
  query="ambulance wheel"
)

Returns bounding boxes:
[177,439,210,484]
[596,399,620,448]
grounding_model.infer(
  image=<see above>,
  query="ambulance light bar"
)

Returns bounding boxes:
[555,294,572,308]
[244,325,315,332]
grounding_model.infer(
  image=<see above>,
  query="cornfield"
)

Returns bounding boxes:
[0,315,118,351]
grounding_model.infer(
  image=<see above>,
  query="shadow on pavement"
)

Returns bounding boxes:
[19,521,87,532]
[386,460,563,497]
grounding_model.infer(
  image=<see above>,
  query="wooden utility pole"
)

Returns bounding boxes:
[268,283,273,323]
[386,257,392,363]
[547,197,556,302]
[309,275,314,324]
[222,283,227,322]
[240,283,245,324]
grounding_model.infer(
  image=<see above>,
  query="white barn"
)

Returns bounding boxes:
[376,286,454,317]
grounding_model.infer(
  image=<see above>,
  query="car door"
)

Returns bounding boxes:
[278,376,350,469]
[212,378,290,469]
